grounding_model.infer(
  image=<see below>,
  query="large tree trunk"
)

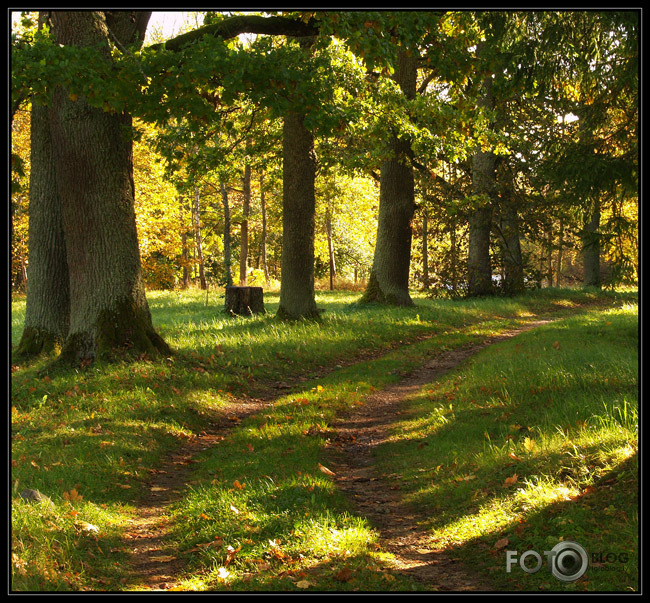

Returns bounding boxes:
[277,111,319,320]
[582,198,601,288]
[48,11,169,364]
[16,99,70,357]
[361,50,417,307]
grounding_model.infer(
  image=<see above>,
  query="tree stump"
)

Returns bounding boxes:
[225,286,265,316]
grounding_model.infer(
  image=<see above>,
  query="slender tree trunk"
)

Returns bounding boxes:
[48,10,169,364]
[277,110,319,320]
[180,195,191,289]
[450,216,458,294]
[361,50,417,307]
[556,217,564,287]
[326,205,336,290]
[259,172,270,286]
[220,181,233,287]
[546,223,554,287]
[582,199,601,288]
[239,164,251,286]
[193,185,206,290]
[16,99,70,357]
[499,183,525,295]
[422,208,429,289]
[467,66,495,297]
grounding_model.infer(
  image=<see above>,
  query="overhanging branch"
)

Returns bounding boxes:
[148,14,319,52]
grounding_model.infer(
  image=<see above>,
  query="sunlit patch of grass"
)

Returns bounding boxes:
[374,302,638,591]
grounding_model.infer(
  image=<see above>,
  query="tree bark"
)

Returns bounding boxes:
[193,185,207,289]
[259,172,270,286]
[180,195,191,288]
[582,199,601,288]
[47,11,169,364]
[277,111,319,320]
[422,208,429,290]
[239,163,251,286]
[499,205,524,295]
[498,172,525,296]
[220,180,233,287]
[326,205,336,290]
[16,99,70,357]
[467,65,495,297]
[361,50,417,307]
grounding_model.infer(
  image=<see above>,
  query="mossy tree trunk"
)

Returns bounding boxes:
[360,50,417,307]
[16,99,70,358]
[277,110,319,320]
[45,11,169,364]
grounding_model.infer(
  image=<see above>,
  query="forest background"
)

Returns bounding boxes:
[10,10,638,304]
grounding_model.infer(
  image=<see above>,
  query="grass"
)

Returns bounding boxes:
[10,287,638,591]
[372,303,639,591]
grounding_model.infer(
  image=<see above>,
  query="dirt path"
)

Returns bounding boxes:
[122,318,554,591]
[328,319,554,591]
[122,396,272,590]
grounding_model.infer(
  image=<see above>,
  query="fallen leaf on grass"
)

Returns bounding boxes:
[318,463,335,476]
[77,521,99,533]
[335,567,354,582]
[225,545,242,567]
[552,341,560,350]
[454,474,477,482]
[504,474,518,487]
[296,580,313,589]
[63,489,83,503]
[494,537,509,550]
[233,480,245,490]
[217,567,230,580]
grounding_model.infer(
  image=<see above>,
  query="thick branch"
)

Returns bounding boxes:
[149,14,319,52]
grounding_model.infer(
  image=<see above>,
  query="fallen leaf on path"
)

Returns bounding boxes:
[150,555,176,563]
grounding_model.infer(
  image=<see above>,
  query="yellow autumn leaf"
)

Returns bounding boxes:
[523,437,536,453]
[296,580,312,589]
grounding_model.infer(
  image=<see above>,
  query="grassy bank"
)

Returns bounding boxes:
[10,288,638,591]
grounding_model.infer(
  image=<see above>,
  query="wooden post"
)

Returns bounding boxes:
[225,286,265,316]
